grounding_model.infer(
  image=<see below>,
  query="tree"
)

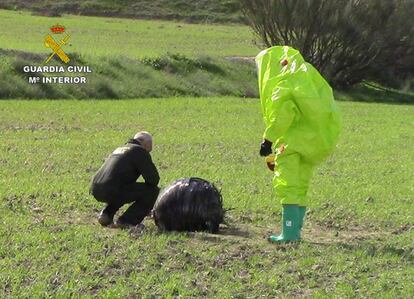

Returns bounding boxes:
[240,0,413,89]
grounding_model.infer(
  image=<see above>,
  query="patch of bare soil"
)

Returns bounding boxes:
[215,222,385,246]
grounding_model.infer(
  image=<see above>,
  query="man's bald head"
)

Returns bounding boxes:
[134,131,153,152]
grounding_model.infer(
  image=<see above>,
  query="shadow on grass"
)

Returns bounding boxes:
[218,225,251,238]
[336,83,414,105]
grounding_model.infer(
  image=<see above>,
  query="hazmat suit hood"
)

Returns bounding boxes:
[256,46,341,164]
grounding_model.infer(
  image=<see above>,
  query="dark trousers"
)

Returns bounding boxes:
[97,183,159,225]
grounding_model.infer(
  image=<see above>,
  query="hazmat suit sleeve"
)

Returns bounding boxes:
[263,80,299,143]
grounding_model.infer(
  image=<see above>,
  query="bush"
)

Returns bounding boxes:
[141,54,225,75]
[366,1,414,90]
[240,0,414,89]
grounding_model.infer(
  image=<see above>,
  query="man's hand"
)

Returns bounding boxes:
[259,139,273,157]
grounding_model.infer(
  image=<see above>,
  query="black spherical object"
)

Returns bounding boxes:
[153,177,224,233]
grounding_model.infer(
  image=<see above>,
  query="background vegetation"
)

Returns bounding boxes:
[0,10,255,58]
[0,49,257,99]
[1,9,413,102]
[241,0,414,90]
[0,0,244,23]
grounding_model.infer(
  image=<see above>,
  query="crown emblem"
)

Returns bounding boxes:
[50,24,65,34]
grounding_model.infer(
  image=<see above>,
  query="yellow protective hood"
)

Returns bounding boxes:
[256,46,341,164]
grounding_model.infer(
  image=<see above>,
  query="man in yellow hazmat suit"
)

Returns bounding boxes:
[256,46,341,243]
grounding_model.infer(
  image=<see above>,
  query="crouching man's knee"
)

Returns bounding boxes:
[90,184,113,203]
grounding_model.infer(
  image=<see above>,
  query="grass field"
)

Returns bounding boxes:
[1,98,413,297]
[0,0,244,24]
[0,9,259,99]
[1,4,413,298]
[0,9,257,58]
[0,49,258,99]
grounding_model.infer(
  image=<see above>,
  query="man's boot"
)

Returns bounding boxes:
[98,204,119,226]
[268,204,301,243]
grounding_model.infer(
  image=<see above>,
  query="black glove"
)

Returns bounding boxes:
[259,139,273,157]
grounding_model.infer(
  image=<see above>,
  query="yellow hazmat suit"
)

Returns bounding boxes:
[256,46,341,207]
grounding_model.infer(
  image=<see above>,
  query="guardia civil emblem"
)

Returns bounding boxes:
[44,24,70,64]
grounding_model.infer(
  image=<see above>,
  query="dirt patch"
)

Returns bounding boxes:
[303,224,384,245]
[210,222,385,246]
[391,224,413,235]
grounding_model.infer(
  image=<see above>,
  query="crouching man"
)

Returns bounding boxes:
[90,131,160,228]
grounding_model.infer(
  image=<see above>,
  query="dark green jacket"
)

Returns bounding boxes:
[90,139,159,201]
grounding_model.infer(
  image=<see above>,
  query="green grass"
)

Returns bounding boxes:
[0,9,257,58]
[0,8,259,99]
[336,82,414,104]
[0,49,258,99]
[1,98,413,297]
[0,0,244,23]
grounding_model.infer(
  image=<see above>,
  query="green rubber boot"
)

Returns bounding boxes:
[269,204,301,243]
[298,206,307,238]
